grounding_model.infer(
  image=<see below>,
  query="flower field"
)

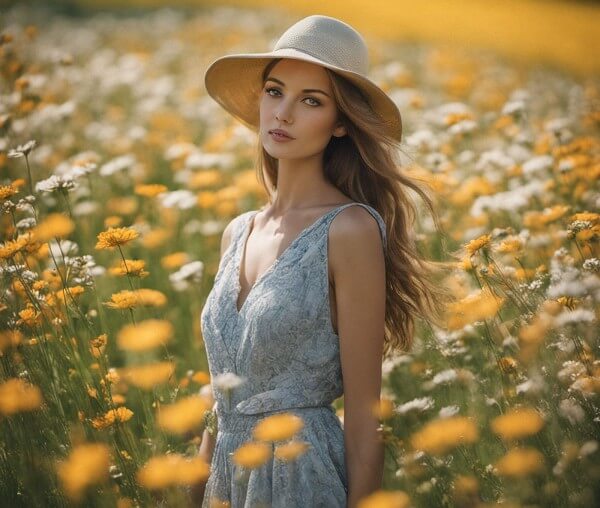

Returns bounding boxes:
[1,3,599,507]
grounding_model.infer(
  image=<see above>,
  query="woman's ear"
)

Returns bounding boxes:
[332,123,347,138]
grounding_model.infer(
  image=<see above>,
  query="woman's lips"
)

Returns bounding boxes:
[269,130,294,142]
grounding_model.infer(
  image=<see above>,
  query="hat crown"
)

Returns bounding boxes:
[273,15,369,76]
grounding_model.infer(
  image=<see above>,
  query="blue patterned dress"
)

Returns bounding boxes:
[200,202,387,508]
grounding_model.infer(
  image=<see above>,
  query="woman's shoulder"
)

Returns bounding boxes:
[328,202,387,250]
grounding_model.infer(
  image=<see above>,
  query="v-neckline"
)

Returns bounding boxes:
[234,203,354,316]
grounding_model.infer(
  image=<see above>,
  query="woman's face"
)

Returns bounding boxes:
[258,58,347,160]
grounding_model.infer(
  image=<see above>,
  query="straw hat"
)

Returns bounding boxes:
[203,14,403,142]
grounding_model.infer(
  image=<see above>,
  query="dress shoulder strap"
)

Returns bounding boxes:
[327,202,388,251]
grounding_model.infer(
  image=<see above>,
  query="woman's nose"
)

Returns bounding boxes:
[275,100,293,123]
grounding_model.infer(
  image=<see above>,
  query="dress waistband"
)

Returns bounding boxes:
[216,404,337,435]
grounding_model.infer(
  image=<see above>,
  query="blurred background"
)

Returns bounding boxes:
[1,1,599,507]
[5,0,600,76]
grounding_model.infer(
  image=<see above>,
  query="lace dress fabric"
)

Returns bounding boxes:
[200,202,387,508]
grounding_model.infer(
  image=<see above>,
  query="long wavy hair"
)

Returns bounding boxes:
[254,58,450,357]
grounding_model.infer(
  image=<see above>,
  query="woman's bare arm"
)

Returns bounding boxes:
[329,207,386,508]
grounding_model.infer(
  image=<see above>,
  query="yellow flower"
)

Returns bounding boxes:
[523,205,570,229]
[137,454,210,489]
[372,397,395,419]
[446,288,504,330]
[104,288,167,309]
[89,333,107,358]
[31,213,75,242]
[189,169,222,189]
[95,226,139,250]
[465,234,491,256]
[117,319,173,351]
[134,183,168,197]
[0,329,23,353]
[91,407,134,430]
[252,412,304,442]
[0,233,32,260]
[491,407,545,441]
[494,447,545,477]
[495,237,523,253]
[0,183,19,200]
[17,305,42,327]
[410,416,479,455]
[109,259,149,278]
[56,442,110,501]
[274,440,310,461]
[192,370,211,385]
[141,228,171,249]
[120,361,175,390]
[157,395,212,434]
[232,441,272,469]
[161,251,190,269]
[0,378,43,415]
[357,489,411,508]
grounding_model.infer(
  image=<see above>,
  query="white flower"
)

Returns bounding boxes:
[213,372,246,391]
[169,260,204,291]
[501,99,526,116]
[394,396,434,415]
[35,175,76,193]
[553,309,596,328]
[99,154,136,176]
[522,155,553,175]
[559,398,585,425]
[431,369,458,385]
[579,441,598,458]
[158,189,197,210]
[438,405,460,418]
[7,139,36,158]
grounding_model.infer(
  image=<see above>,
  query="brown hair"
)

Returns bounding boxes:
[255,58,450,357]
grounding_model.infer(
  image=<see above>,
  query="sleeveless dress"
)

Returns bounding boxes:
[199,202,388,508]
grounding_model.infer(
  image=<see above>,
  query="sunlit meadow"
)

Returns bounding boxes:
[1,3,599,507]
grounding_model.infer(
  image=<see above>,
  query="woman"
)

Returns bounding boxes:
[195,14,444,508]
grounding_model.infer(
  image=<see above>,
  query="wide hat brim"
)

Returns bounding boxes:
[204,48,402,142]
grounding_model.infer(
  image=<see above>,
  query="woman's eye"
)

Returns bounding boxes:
[264,87,320,106]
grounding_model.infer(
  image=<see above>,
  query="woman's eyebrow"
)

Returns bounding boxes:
[265,76,331,97]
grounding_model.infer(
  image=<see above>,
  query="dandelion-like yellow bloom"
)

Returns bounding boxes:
[274,440,310,462]
[189,169,222,189]
[91,406,134,430]
[410,416,479,455]
[141,228,172,249]
[157,395,212,434]
[0,329,23,353]
[192,370,211,385]
[465,234,491,256]
[117,319,173,351]
[357,489,411,508]
[56,442,110,501]
[494,447,545,477]
[446,288,504,330]
[0,183,19,200]
[109,259,149,278]
[31,213,75,242]
[0,233,32,260]
[495,237,523,253]
[104,288,167,309]
[252,412,304,442]
[232,441,272,469]
[120,361,175,390]
[0,378,43,415]
[90,333,107,358]
[95,226,139,250]
[161,251,190,269]
[137,454,210,489]
[491,407,545,441]
[134,183,168,197]
[372,397,395,419]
